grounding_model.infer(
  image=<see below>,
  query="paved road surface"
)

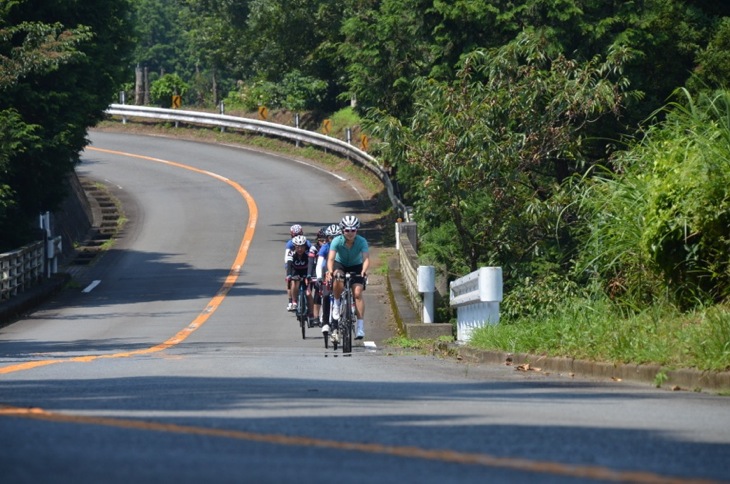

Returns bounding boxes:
[0,132,728,483]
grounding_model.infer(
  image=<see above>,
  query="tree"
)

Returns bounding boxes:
[1,19,92,226]
[0,0,133,250]
[688,17,730,92]
[370,31,636,278]
[129,0,190,77]
[150,73,189,107]
[339,0,434,118]
[238,0,349,111]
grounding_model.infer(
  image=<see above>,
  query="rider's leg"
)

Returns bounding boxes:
[312,284,321,320]
[354,283,365,338]
[331,271,344,320]
[291,279,300,310]
[321,285,331,332]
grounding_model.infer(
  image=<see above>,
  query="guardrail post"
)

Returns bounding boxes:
[46,236,62,276]
[119,91,127,124]
[294,113,300,147]
[417,265,436,323]
[450,267,503,342]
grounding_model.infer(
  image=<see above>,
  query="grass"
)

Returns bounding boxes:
[329,107,360,134]
[467,296,730,372]
[384,335,454,353]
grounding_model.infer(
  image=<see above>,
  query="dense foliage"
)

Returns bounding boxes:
[2,1,729,346]
[580,89,730,308]
[0,0,133,250]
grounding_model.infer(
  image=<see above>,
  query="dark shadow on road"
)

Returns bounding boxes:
[0,374,727,482]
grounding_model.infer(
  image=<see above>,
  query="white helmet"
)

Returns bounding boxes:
[325,224,341,236]
[292,235,307,246]
[339,215,360,231]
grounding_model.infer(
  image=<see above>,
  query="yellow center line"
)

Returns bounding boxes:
[0,148,720,484]
[0,405,718,484]
[0,147,258,375]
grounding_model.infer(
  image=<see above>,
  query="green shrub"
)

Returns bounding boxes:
[150,73,189,107]
[577,89,730,308]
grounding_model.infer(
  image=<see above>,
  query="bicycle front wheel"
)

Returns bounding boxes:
[298,288,307,340]
[342,292,353,353]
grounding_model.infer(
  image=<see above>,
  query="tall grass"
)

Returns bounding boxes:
[575,89,730,308]
[469,295,730,371]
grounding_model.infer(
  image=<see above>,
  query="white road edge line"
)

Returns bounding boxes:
[82,280,102,293]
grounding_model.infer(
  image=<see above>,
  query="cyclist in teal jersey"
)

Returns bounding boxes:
[325,215,369,339]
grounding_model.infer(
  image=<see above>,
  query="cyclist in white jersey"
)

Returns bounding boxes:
[325,215,369,339]
[318,223,341,335]
[284,224,310,310]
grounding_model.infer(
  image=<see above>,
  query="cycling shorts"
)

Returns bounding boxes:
[333,262,366,287]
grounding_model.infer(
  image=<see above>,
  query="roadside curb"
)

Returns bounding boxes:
[449,346,730,393]
[0,273,70,328]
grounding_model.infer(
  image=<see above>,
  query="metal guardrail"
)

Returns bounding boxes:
[105,104,408,217]
[0,241,45,301]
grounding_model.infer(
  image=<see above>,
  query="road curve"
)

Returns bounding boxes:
[0,132,728,484]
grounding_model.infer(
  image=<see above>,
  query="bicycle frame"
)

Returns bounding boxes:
[291,275,309,339]
[335,272,358,353]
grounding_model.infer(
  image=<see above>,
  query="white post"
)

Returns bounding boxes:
[219,101,225,133]
[450,267,503,342]
[417,265,436,323]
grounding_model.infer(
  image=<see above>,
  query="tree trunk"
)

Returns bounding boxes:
[134,65,143,105]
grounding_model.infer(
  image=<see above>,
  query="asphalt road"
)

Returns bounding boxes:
[0,132,728,483]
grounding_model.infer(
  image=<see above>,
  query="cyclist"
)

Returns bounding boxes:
[318,223,341,336]
[307,227,328,326]
[284,224,310,311]
[286,235,313,315]
[325,215,369,339]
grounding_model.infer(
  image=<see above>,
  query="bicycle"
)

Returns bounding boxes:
[331,272,365,354]
[291,275,310,339]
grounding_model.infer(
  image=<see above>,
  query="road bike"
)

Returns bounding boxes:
[331,272,363,354]
[291,275,310,339]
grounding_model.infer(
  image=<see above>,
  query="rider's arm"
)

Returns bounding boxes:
[326,247,336,278]
[307,248,317,279]
[361,251,370,277]
[284,240,293,270]
[316,255,325,280]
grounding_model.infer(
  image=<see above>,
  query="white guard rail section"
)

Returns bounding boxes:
[1,241,45,301]
[105,104,407,217]
[449,267,503,342]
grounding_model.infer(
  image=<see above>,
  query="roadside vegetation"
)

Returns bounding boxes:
[3,1,730,371]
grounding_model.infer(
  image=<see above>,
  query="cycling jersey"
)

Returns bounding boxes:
[316,242,330,279]
[286,249,309,276]
[329,234,368,266]
[284,238,311,268]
